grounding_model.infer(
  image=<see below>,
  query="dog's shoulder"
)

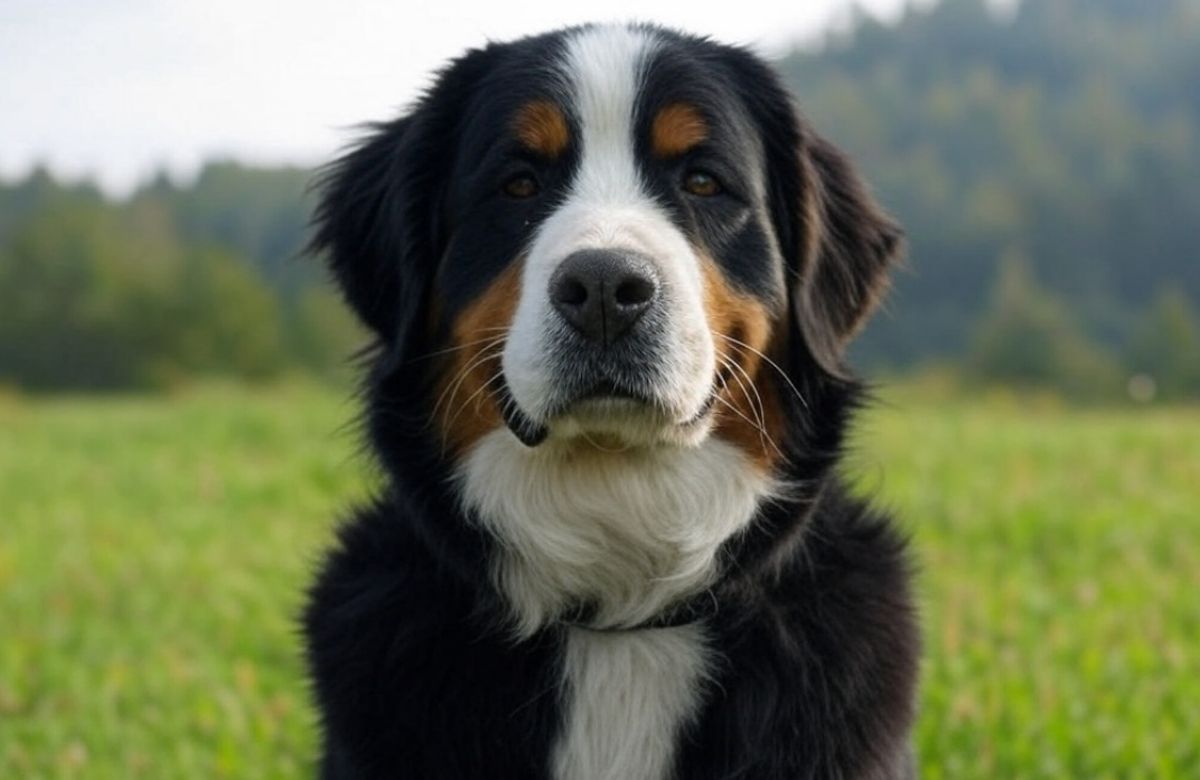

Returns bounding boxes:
[678,483,918,778]
[304,498,563,779]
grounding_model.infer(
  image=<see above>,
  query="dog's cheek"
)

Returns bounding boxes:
[434,260,525,455]
[699,254,785,471]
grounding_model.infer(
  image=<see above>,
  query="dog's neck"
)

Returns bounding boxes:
[456,428,776,639]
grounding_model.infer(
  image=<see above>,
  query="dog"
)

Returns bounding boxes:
[304,22,918,779]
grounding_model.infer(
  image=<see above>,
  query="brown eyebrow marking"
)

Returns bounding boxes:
[513,99,570,158]
[651,103,708,158]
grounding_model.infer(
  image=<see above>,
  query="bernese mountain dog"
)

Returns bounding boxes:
[304,22,919,780]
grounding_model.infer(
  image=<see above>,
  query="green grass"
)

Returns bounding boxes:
[0,385,372,778]
[849,392,1200,777]
[1,385,1197,777]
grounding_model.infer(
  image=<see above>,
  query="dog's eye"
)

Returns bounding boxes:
[682,169,722,197]
[502,174,540,199]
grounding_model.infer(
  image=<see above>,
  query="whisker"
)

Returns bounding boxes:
[713,395,786,460]
[444,370,507,434]
[726,355,776,451]
[407,334,507,363]
[719,354,769,452]
[712,395,762,435]
[432,347,505,424]
[718,353,766,433]
[441,347,504,414]
[715,333,809,410]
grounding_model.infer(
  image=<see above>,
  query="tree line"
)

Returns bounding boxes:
[0,165,360,391]
[778,0,1200,399]
[1,0,1198,399]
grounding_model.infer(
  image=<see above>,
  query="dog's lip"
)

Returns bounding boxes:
[493,372,721,446]
[494,375,549,447]
[682,386,719,427]
[576,378,654,405]
[561,377,723,425]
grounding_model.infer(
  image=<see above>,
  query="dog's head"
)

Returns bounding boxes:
[314,24,900,472]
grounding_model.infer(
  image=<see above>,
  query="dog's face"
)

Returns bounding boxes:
[315,23,901,470]
[452,27,786,454]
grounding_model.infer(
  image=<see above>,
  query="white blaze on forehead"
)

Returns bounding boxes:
[563,25,656,204]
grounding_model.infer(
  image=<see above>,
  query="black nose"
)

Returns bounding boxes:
[549,250,659,346]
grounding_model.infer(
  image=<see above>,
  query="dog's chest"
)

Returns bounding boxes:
[552,624,711,780]
[459,431,772,635]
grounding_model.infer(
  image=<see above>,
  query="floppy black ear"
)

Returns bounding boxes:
[310,46,499,349]
[792,130,904,375]
[310,117,418,343]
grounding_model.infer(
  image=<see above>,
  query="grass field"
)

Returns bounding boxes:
[1,384,1197,778]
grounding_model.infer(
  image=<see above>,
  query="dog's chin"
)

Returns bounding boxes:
[519,390,717,450]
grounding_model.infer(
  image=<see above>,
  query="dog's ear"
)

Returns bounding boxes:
[789,128,904,376]
[310,117,417,343]
[310,47,497,350]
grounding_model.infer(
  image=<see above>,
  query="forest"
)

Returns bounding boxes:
[2,0,1198,398]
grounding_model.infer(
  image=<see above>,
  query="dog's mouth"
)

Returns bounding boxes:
[577,378,652,405]
[494,375,550,447]
[494,373,720,448]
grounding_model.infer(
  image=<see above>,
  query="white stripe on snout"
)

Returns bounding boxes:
[502,24,715,426]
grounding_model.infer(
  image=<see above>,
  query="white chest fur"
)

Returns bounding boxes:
[456,429,771,637]
[457,420,771,779]
[553,624,712,780]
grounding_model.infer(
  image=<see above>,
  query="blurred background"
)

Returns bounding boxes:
[1,0,1197,777]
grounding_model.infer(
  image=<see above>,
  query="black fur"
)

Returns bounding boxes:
[305,24,918,779]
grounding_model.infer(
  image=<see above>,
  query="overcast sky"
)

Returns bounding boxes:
[0,0,909,195]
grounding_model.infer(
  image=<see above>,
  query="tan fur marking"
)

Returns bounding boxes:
[514,100,570,158]
[651,103,708,158]
[700,256,784,471]
[436,262,523,455]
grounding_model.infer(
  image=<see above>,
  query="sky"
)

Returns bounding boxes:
[0,0,909,195]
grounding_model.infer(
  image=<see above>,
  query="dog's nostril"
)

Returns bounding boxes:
[615,276,655,307]
[555,276,589,307]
